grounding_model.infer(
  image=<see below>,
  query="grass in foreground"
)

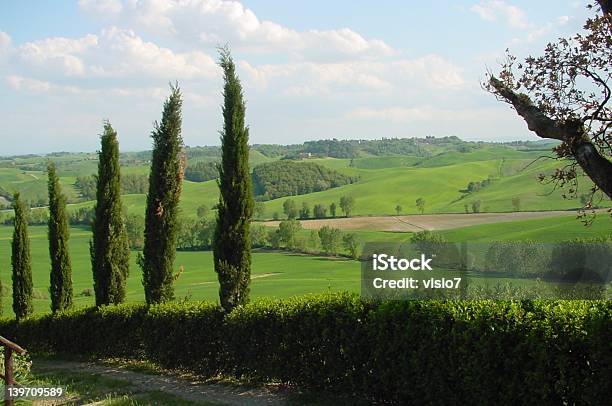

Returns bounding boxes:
[0,225,360,315]
[28,364,217,405]
[28,356,373,406]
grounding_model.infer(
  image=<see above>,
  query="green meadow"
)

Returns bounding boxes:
[1,210,610,315]
[440,214,612,242]
[3,145,609,222]
[0,225,359,315]
[1,142,610,316]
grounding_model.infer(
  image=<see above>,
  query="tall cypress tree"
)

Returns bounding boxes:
[11,192,33,320]
[90,121,130,306]
[213,48,254,312]
[139,85,184,305]
[48,161,73,313]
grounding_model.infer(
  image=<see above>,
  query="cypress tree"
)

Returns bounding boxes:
[48,161,73,313]
[213,48,254,312]
[90,121,130,306]
[139,85,184,304]
[11,192,33,320]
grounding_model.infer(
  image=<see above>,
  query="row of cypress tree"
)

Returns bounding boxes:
[8,48,252,318]
[10,160,73,321]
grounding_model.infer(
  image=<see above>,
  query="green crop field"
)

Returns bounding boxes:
[3,144,608,221]
[0,225,360,315]
[259,158,606,217]
[1,211,609,316]
[1,141,610,317]
[440,213,612,242]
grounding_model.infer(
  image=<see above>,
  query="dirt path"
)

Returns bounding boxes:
[35,359,288,405]
[260,210,584,232]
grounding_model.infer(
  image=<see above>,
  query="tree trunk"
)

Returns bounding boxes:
[573,141,612,198]
[597,0,611,15]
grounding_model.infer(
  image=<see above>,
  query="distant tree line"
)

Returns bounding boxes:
[256,220,359,259]
[75,173,149,200]
[280,195,354,220]
[485,237,611,282]
[252,161,356,200]
[183,145,222,160]
[462,176,495,194]
[251,135,468,159]
[184,161,218,182]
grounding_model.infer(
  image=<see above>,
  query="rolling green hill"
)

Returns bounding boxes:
[1,141,607,221]
[258,158,606,217]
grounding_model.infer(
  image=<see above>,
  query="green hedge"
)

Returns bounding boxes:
[1,294,609,404]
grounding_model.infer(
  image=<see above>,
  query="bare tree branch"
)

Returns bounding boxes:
[489,76,612,198]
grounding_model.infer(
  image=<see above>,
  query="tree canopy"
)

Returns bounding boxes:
[486,1,611,203]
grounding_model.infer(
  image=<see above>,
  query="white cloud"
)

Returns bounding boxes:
[556,15,570,25]
[5,75,82,94]
[471,2,571,46]
[510,14,571,45]
[19,34,98,76]
[393,55,465,89]
[345,106,516,127]
[94,27,218,79]
[79,0,395,60]
[347,107,435,122]
[16,28,218,80]
[238,55,464,97]
[78,0,124,16]
[470,1,528,29]
[6,75,53,92]
[0,31,11,57]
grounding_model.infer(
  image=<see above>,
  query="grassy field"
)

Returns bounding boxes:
[1,143,609,317]
[0,225,359,315]
[259,158,604,217]
[3,145,608,221]
[0,211,610,316]
[440,213,612,242]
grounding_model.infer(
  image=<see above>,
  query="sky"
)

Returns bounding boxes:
[0,0,592,155]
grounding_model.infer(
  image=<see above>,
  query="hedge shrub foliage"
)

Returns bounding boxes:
[1,293,609,404]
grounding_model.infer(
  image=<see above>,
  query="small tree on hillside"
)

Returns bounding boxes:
[299,202,311,219]
[416,197,425,214]
[511,197,521,212]
[125,213,145,249]
[472,200,482,213]
[253,201,265,219]
[250,224,269,248]
[283,199,298,219]
[47,162,73,313]
[12,192,33,320]
[313,203,327,219]
[319,226,342,256]
[140,85,185,305]
[90,121,130,306]
[329,202,337,217]
[395,205,402,216]
[342,233,360,259]
[308,229,320,251]
[339,195,355,217]
[213,47,254,312]
[278,219,302,249]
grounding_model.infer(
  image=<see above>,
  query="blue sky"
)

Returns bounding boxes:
[0,1,591,154]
